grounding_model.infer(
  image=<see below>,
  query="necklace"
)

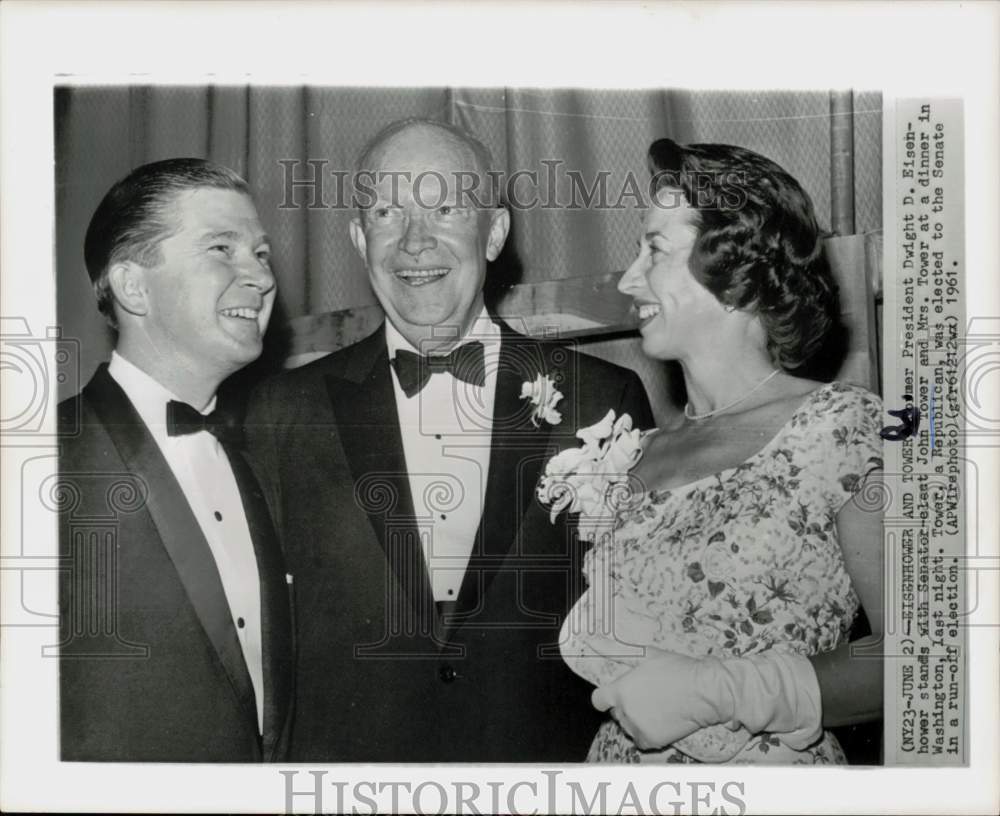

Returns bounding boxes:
[684,369,781,421]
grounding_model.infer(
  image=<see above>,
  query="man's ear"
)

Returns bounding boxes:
[484,207,510,262]
[348,217,368,264]
[107,261,150,317]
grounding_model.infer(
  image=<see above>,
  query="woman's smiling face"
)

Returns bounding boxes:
[617,188,727,361]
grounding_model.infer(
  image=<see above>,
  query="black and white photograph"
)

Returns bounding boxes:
[53,84,886,767]
[1,2,997,814]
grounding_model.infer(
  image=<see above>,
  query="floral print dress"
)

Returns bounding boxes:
[560,382,884,764]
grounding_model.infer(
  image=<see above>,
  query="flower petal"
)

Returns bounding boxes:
[577,410,615,445]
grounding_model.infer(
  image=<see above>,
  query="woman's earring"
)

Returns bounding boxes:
[724,305,736,314]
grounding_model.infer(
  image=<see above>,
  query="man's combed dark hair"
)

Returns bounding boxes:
[83,157,250,328]
[647,138,839,371]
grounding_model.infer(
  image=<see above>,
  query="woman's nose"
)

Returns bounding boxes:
[617,254,644,295]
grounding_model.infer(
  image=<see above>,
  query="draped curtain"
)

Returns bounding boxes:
[55,86,881,401]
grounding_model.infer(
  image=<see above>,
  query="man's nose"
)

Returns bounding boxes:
[238,253,276,294]
[399,213,437,255]
[617,254,645,296]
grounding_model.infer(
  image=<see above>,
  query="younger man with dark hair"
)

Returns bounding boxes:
[59,158,292,762]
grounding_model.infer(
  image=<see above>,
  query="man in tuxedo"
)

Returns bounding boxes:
[246,119,653,761]
[58,158,293,761]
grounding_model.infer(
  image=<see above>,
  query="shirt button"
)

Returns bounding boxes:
[439,664,457,683]
[237,617,245,629]
[214,511,223,521]
[440,513,447,521]
[435,434,442,440]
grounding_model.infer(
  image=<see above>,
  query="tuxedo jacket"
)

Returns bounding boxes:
[57,365,293,762]
[245,321,654,762]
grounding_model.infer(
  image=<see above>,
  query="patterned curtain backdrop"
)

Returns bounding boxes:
[55,86,881,400]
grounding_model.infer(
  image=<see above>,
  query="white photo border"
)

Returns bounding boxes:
[1,2,997,814]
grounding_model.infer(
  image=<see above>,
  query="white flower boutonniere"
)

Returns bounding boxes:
[520,373,563,427]
[536,410,644,542]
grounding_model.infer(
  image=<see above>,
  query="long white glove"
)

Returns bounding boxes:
[591,648,823,752]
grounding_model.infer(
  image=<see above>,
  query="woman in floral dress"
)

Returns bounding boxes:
[557,139,884,764]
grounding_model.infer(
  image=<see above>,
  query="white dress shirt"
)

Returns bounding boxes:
[108,352,264,733]
[386,310,501,602]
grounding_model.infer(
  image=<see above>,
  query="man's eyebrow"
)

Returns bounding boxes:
[199,230,241,242]
[199,230,272,245]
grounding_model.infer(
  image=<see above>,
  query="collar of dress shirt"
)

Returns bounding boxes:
[107,351,218,443]
[384,306,501,362]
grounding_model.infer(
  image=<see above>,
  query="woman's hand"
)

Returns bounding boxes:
[590,648,730,750]
[809,478,885,727]
[591,646,825,752]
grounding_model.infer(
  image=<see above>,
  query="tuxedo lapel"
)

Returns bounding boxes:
[224,444,292,761]
[83,366,260,745]
[324,331,436,638]
[455,326,556,616]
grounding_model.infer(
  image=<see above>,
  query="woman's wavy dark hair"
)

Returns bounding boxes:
[647,138,839,371]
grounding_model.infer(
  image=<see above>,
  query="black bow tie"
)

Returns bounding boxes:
[391,341,486,398]
[166,400,244,447]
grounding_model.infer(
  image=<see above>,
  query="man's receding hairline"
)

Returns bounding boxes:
[363,120,490,176]
[355,119,500,220]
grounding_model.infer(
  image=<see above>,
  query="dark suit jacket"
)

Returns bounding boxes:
[245,321,653,762]
[57,365,293,762]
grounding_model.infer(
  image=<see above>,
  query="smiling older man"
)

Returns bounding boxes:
[246,119,653,761]
[58,158,293,761]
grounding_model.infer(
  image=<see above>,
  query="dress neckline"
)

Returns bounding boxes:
[636,381,840,501]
